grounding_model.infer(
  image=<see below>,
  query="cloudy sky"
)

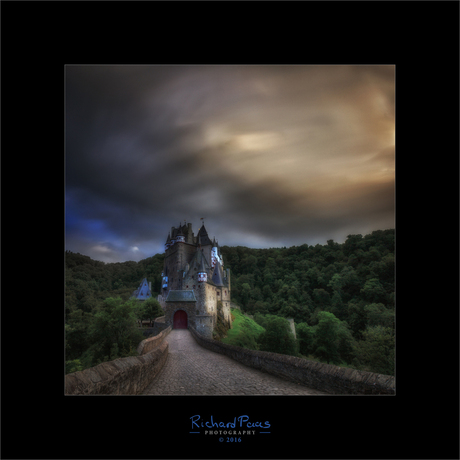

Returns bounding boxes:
[65,65,395,263]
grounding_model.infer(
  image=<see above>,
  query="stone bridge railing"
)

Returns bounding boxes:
[189,326,395,395]
[65,326,172,395]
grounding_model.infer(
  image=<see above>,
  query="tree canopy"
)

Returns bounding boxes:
[65,228,395,375]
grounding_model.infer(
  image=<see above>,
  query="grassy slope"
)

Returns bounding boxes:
[221,308,265,348]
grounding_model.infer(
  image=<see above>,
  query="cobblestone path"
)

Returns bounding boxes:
[142,329,326,395]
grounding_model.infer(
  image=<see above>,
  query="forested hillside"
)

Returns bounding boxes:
[221,229,394,329]
[220,229,395,374]
[65,252,165,372]
[65,229,395,375]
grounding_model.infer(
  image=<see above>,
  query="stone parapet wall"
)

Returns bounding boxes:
[189,327,395,395]
[137,325,171,355]
[65,327,171,395]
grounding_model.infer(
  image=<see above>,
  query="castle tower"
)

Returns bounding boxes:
[211,260,224,286]
[161,220,231,338]
[197,250,208,282]
[176,226,185,243]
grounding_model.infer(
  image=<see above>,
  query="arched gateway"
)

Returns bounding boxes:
[173,310,188,329]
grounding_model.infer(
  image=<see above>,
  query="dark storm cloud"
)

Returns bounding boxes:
[65,65,395,262]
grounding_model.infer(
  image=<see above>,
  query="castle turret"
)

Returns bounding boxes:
[196,224,213,246]
[197,250,208,282]
[211,260,224,287]
[165,233,171,251]
[211,244,223,268]
[176,227,185,243]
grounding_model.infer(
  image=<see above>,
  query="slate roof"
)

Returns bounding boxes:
[198,249,207,273]
[196,224,213,246]
[211,261,225,287]
[165,290,197,302]
[132,277,152,300]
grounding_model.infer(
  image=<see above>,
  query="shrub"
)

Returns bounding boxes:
[65,359,83,374]
[258,316,297,356]
[353,325,395,375]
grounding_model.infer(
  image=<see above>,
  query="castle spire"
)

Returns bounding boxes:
[211,260,224,287]
[197,250,208,282]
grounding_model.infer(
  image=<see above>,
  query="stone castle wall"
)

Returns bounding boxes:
[189,327,395,395]
[195,314,214,338]
[65,326,172,395]
[164,301,197,329]
[164,241,201,290]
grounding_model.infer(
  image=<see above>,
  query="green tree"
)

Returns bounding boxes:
[364,303,395,330]
[347,300,368,338]
[353,325,395,375]
[313,311,341,364]
[336,321,356,364]
[360,278,387,303]
[87,297,144,365]
[343,234,364,257]
[241,255,258,273]
[138,297,164,325]
[330,290,345,320]
[313,288,331,310]
[65,308,93,361]
[65,359,83,374]
[262,284,273,301]
[328,273,344,292]
[296,322,315,356]
[240,283,252,308]
[258,315,297,356]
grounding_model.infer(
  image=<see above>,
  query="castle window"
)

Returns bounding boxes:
[186,285,189,289]
[193,285,196,289]
[217,291,220,296]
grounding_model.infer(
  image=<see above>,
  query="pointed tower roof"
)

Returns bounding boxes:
[211,261,225,287]
[132,277,152,300]
[197,224,213,246]
[198,249,207,273]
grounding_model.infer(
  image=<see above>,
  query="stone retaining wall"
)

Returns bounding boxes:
[189,327,395,395]
[65,326,172,395]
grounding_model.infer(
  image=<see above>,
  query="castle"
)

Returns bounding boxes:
[157,221,232,338]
